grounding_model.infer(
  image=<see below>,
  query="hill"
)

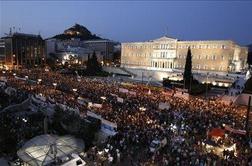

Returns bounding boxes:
[51,24,102,40]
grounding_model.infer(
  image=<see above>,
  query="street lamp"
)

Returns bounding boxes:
[181,73,185,90]
[205,72,209,99]
[72,88,77,92]
[13,73,16,76]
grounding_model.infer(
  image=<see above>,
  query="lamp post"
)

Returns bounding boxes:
[205,72,209,99]
[36,79,42,94]
[25,75,30,91]
[182,73,185,90]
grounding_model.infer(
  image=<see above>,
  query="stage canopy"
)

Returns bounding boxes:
[17,134,84,166]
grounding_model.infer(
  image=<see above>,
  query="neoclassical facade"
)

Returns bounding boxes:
[121,36,248,73]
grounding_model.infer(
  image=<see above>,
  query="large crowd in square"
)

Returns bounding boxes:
[1,68,251,165]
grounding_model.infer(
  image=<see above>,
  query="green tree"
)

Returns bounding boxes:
[183,47,192,89]
[86,51,102,75]
[244,77,252,94]
[46,53,58,70]
[247,52,252,67]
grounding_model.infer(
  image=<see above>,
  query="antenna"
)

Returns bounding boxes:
[9,27,12,35]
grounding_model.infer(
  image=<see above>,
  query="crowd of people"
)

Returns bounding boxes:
[1,68,252,165]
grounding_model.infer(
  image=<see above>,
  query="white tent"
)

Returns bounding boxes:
[17,134,84,166]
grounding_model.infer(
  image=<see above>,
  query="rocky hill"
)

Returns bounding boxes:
[52,24,102,40]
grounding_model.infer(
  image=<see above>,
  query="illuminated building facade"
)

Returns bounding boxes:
[121,36,248,74]
[0,39,5,68]
[1,33,45,69]
[46,38,115,65]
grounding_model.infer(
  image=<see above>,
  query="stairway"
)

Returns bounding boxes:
[120,67,137,77]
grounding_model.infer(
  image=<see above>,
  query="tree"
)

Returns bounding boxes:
[247,51,252,67]
[86,51,102,75]
[244,77,252,94]
[183,47,192,89]
[46,53,58,70]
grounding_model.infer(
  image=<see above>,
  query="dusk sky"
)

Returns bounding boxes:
[0,1,252,45]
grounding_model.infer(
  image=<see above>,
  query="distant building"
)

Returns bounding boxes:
[121,36,248,74]
[45,38,116,65]
[1,33,45,69]
[0,39,5,68]
[83,40,115,65]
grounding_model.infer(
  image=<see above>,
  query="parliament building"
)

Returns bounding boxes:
[121,36,248,74]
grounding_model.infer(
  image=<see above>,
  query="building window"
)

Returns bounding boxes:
[212,55,216,60]
[221,55,225,60]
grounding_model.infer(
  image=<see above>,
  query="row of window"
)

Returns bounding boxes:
[151,61,173,68]
[124,52,230,61]
[178,44,227,49]
[177,54,232,61]
[121,60,147,66]
[122,60,228,71]
[176,64,227,71]
[124,44,227,50]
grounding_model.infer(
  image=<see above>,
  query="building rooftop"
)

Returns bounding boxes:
[1,32,42,39]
